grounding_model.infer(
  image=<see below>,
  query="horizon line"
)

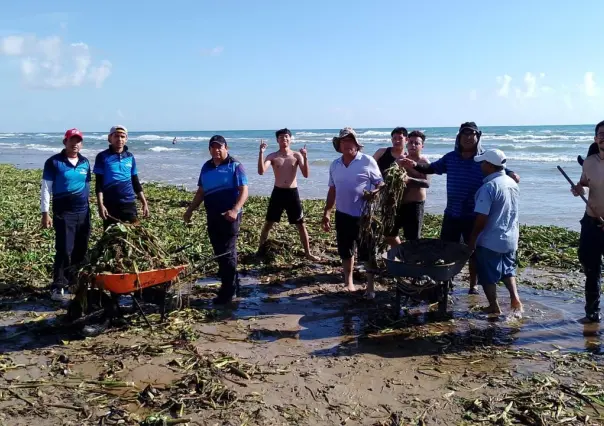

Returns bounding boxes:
[0,123,596,134]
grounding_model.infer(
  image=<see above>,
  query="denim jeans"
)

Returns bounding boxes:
[578,214,604,317]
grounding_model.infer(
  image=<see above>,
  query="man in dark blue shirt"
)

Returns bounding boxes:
[401,122,520,294]
[184,135,249,305]
[41,128,91,300]
[93,125,149,228]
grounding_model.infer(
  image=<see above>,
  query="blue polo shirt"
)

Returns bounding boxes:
[93,146,138,205]
[430,151,485,218]
[198,156,248,216]
[474,170,520,253]
[42,151,91,214]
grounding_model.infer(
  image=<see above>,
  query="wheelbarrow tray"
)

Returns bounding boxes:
[382,239,472,282]
[94,265,187,294]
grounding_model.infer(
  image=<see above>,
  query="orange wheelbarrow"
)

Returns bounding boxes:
[94,265,188,328]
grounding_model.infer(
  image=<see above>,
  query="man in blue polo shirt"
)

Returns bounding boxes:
[94,125,149,228]
[401,122,520,295]
[183,135,249,305]
[468,149,522,315]
[41,128,91,300]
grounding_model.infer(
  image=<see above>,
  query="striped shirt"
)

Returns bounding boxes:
[430,151,485,218]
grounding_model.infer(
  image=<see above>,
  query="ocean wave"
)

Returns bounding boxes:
[0,133,16,137]
[149,146,181,152]
[295,131,332,137]
[25,144,59,152]
[359,130,390,136]
[483,134,593,142]
[424,153,575,163]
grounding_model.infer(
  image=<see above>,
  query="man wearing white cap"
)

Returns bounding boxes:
[468,149,522,315]
[94,125,149,228]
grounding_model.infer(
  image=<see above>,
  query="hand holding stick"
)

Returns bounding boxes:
[557,165,604,225]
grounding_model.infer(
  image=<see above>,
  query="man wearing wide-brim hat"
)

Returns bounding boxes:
[323,127,384,299]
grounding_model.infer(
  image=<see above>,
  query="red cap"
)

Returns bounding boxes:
[64,128,83,141]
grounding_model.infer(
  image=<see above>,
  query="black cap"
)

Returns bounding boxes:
[209,135,227,147]
[459,122,479,133]
[391,127,408,137]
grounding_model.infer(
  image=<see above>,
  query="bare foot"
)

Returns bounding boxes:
[481,305,502,315]
[305,252,321,261]
[344,284,356,292]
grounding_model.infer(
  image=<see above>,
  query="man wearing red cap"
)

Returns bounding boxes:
[41,129,92,301]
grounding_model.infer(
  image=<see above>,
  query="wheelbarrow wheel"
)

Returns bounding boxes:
[393,285,402,318]
[437,280,450,316]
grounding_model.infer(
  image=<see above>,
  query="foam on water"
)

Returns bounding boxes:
[149,146,181,152]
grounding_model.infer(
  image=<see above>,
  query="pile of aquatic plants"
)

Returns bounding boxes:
[0,164,584,293]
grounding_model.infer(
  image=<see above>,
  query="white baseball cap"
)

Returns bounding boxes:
[474,149,507,167]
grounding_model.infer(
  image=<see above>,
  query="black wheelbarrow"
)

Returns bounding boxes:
[382,239,473,317]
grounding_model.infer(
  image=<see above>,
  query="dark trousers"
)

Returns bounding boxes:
[53,210,91,288]
[207,213,241,299]
[578,214,604,317]
[103,202,138,229]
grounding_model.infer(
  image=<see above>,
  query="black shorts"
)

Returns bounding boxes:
[335,210,372,261]
[385,201,425,240]
[266,187,304,224]
[440,214,474,244]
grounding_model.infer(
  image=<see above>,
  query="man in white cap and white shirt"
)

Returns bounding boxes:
[468,148,523,315]
[322,127,384,299]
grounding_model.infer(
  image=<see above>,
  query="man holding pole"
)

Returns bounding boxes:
[571,121,604,323]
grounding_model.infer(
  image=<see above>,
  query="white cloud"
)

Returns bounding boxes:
[522,72,537,98]
[582,72,597,97]
[201,46,224,56]
[0,34,112,89]
[496,75,512,97]
[469,89,478,101]
[0,35,25,55]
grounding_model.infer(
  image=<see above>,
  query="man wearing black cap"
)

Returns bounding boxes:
[41,128,91,301]
[401,122,520,294]
[183,135,249,305]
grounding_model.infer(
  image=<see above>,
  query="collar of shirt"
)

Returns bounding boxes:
[207,155,233,169]
[483,170,506,183]
[335,151,363,166]
[60,150,86,166]
[108,145,129,155]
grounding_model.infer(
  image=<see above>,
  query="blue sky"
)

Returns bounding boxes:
[0,0,603,132]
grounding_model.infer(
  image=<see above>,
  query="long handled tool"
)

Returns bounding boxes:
[557,165,604,224]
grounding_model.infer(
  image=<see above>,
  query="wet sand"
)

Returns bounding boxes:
[1,266,604,425]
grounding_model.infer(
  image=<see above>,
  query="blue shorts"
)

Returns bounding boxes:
[475,246,516,286]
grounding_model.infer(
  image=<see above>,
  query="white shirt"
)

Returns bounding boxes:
[328,152,383,217]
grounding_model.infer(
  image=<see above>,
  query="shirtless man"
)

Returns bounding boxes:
[257,128,319,260]
[572,120,604,323]
[373,127,430,246]
[394,130,430,244]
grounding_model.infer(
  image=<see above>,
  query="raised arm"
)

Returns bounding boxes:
[257,140,271,175]
[298,146,309,178]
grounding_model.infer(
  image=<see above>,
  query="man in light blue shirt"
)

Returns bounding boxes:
[468,149,522,315]
[322,127,384,298]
